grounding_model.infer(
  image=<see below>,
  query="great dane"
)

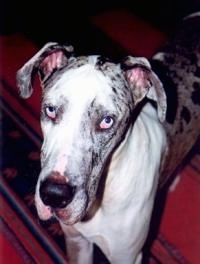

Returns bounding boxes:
[17,12,200,264]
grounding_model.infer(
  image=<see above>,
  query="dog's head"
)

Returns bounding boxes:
[17,43,166,225]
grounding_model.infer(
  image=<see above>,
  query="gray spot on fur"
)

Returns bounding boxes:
[181,106,191,124]
[192,82,200,105]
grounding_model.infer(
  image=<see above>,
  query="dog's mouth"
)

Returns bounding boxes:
[35,187,88,225]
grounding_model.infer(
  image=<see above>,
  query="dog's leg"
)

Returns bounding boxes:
[107,251,142,264]
[135,253,142,264]
[66,236,93,264]
[61,225,93,264]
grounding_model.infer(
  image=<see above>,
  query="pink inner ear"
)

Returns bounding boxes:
[40,51,64,74]
[127,67,148,88]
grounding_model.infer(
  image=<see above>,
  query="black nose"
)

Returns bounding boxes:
[39,178,76,208]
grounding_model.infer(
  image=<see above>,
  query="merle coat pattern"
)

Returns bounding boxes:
[17,12,200,264]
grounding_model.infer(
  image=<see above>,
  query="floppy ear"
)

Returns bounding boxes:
[122,56,167,122]
[16,42,74,99]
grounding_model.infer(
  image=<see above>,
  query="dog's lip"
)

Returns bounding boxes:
[52,207,85,225]
[38,204,54,221]
[51,190,88,224]
[36,185,88,224]
[35,193,54,221]
[53,208,71,220]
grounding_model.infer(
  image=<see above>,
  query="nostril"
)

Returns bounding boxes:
[39,178,76,209]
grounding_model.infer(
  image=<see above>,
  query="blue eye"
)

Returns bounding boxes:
[45,105,56,120]
[99,116,114,129]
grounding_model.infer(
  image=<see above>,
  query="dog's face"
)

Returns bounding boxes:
[17,43,166,224]
[38,57,134,224]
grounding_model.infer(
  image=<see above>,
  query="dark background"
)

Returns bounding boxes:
[1,0,200,55]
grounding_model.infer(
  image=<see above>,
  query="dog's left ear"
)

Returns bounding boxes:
[16,42,74,99]
[122,56,167,122]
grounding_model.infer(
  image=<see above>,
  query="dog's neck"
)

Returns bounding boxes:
[82,102,167,222]
[102,102,167,212]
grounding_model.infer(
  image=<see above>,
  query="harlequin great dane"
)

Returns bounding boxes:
[17,12,200,264]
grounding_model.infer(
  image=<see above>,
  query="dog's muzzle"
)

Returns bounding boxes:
[36,171,89,224]
[39,178,76,209]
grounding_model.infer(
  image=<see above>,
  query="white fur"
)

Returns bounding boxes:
[33,63,167,263]
[184,11,200,20]
[35,64,123,224]
[33,62,167,263]
[62,103,167,263]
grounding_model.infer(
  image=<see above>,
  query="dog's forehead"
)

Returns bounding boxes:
[44,55,125,102]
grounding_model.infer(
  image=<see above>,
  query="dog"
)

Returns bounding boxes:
[17,12,200,264]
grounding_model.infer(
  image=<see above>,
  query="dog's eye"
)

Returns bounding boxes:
[99,116,114,130]
[45,106,57,120]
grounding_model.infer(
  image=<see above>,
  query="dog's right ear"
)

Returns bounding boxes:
[16,42,74,98]
[122,56,167,122]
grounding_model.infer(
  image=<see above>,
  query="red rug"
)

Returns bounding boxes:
[1,12,200,263]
